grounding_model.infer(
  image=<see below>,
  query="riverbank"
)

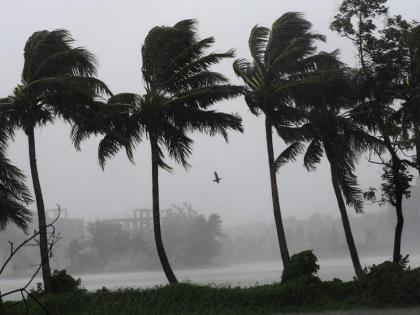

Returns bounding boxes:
[3,255,420,301]
[3,275,420,315]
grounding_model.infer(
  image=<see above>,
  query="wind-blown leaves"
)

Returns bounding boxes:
[0,143,32,232]
[303,140,323,171]
[0,106,32,232]
[6,29,111,134]
[93,20,243,170]
[23,29,97,83]
[249,26,270,67]
[275,67,378,213]
[275,141,305,170]
[234,11,339,128]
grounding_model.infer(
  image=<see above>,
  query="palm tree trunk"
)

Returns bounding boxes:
[150,135,178,284]
[264,118,290,268]
[27,126,52,293]
[329,162,363,278]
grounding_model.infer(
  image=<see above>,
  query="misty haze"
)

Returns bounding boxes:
[1,0,420,314]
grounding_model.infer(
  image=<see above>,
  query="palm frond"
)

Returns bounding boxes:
[108,93,141,106]
[275,141,305,170]
[159,125,193,170]
[169,107,243,141]
[232,59,260,90]
[266,12,325,66]
[166,85,245,109]
[249,25,270,66]
[303,140,324,171]
[33,47,97,80]
[23,29,92,83]
[164,37,215,76]
[337,165,364,213]
[97,131,137,169]
[164,51,235,93]
[0,150,32,232]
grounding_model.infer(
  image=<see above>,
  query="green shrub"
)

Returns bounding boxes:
[51,269,83,293]
[282,250,320,282]
[358,256,420,306]
[30,269,83,296]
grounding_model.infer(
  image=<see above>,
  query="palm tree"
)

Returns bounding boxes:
[233,12,340,268]
[72,20,243,284]
[0,108,32,232]
[276,70,380,278]
[1,30,110,292]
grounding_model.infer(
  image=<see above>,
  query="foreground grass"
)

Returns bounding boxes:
[5,251,420,314]
[3,277,410,315]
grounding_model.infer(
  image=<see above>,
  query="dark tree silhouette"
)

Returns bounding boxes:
[72,20,243,283]
[277,69,382,278]
[0,30,110,292]
[233,12,340,269]
[332,0,419,262]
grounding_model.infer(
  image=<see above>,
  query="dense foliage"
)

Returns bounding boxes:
[30,270,83,296]
[281,250,320,282]
[358,257,420,306]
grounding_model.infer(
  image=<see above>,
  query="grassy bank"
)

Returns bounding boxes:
[4,255,420,314]
[3,276,419,315]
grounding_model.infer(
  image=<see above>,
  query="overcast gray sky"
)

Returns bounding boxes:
[1,0,418,225]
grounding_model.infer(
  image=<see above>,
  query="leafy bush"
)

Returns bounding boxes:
[30,269,83,296]
[51,269,83,293]
[358,256,420,306]
[282,250,320,282]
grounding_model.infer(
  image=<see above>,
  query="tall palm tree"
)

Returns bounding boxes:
[0,108,32,232]
[276,70,381,278]
[72,20,243,284]
[1,30,110,292]
[233,12,340,268]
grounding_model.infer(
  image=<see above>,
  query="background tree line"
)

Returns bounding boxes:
[66,205,223,273]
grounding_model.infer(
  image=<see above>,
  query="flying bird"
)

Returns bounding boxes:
[213,171,222,184]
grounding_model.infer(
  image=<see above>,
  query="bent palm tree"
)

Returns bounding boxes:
[276,70,381,278]
[1,30,110,292]
[233,12,340,268]
[0,110,32,232]
[73,20,243,284]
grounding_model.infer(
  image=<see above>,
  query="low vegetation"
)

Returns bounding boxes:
[4,255,420,314]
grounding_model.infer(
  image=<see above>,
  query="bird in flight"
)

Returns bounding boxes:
[213,171,222,184]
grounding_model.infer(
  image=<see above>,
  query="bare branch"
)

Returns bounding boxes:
[0,207,61,314]
[0,208,61,275]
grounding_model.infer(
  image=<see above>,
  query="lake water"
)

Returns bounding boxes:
[1,255,420,301]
